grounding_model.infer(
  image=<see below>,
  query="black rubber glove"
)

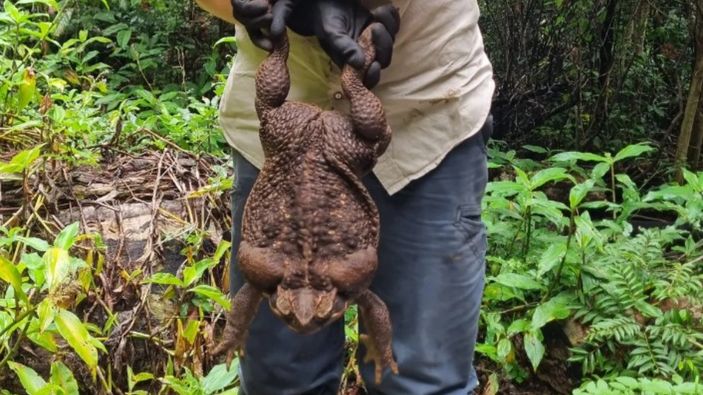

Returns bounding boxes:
[287,1,400,88]
[231,0,301,51]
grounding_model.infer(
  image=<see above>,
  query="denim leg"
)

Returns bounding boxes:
[359,119,491,394]
[229,151,345,395]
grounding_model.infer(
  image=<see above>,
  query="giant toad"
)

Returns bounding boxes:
[213,23,397,384]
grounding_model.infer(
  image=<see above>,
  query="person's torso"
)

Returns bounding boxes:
[219,0,495,195]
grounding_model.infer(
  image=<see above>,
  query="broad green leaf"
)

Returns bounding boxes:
[496,338,512,360]
[44,247,71,291]
[475,343,498,360]
[614,377,639,388]
[37,298,56,332]
[486,181,526,196]
[129,370,154,385]
[537,242,567,276]
[530,197,568,228]
[522,145,548,154]
[0,145,43,174]
[102,22,129,34]
[644,185,694,201]
[90,335,108,354]
[574,212,601,250]
[201,362,239,394]
[189,285,232,310]
[529,167,571,190]
[27,329,58,352]
[50,361,79,395]
[16,236,50,252]
[116,28,132,48]
[523,331,545,371]
[8,361,47,395]
[513,166,530,187]
[682,169,703,192]
[183,319,200,345]
[482,283,523,302]
[507,319,530,336]
[0,255,27,302]
[569,180,595,209]
[483,373,500,395]
[591,162,610,180]
[22,252,46,288]
[613,143,654,162]
[550,151,607,163]
[674,382,703,394]
[16,67,37,112]
[491,273,544,290]
[640,379,673,394]
[615,174,637,191]
[144,272,182,287]
[213,240,232,262]
[596,380,611,392]
[531,295,572,330]
[133,89,156,103]
[183,259,214,287]
[3,0,22,22]
[55,309,99,371]
[54,222,80,250]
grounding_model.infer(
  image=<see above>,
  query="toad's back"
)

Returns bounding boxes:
[242,101,380,261]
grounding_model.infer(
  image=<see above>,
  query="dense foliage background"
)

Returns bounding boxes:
[1,0,702,394]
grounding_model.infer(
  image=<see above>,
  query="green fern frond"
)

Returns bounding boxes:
[587,316,642,343]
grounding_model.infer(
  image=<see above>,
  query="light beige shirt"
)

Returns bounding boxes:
[219,0,495,195]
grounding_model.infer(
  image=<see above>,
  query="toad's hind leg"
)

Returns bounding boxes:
[212,282,262,358]
[357,290,398,384]
[255,32,290,118]
[341,23,391,154]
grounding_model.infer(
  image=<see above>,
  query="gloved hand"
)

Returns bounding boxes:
[287,1,400,88]
[231,0,301,51]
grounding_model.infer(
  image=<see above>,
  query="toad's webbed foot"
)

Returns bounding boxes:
[359,333,399,385]
[357,290,398,384]
[212,283,262,359]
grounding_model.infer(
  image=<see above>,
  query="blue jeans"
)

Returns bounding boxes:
[229,116,491,395]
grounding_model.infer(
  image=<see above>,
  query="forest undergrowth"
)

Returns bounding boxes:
[1,1,702,394]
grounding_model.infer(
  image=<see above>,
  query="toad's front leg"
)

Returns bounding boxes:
[340,24,392,155]
[255,31,290,119]
[356,289,398,384]
[212,282,262,359]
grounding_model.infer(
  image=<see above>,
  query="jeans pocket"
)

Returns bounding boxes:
[453,204,488,262]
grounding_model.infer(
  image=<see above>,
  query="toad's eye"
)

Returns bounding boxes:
[315,290,336,318]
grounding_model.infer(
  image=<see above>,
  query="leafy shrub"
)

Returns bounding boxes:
[478,141,703,390]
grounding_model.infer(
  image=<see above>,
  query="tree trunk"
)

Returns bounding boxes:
[586,0,619,147]
[688,96,703,169]
[675,0,703,179]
